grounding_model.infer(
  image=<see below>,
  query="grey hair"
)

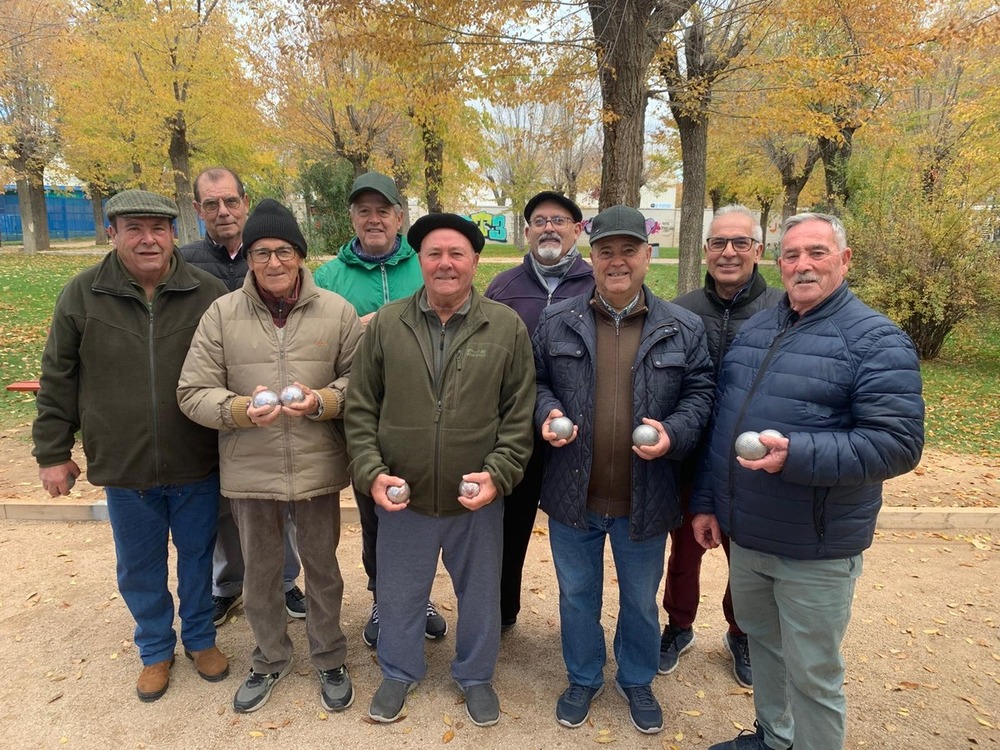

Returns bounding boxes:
[781,212,847,251]
[712,204,763,243]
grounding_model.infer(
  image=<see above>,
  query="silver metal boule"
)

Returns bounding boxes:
[735,431,768,460]
[549,416,575,440]
[632,424,659,447]
[387,482,410,504]
[759,429,785,441]
[459,481,480,498]
[279,384,305,405]
[252,390,280,410]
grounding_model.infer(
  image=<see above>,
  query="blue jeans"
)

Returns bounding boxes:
[105,474,220,665]
[549,511,666,689]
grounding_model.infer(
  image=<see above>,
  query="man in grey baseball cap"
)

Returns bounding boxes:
[532,204,714,735]
[33,187,230,703]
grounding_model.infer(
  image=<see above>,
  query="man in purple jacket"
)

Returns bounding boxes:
[485,191,594,632]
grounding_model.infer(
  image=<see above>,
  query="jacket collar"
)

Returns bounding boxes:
[779,280,852,324]
[702,266,768,309]
[338,235,415,270]
[92,249,202,298]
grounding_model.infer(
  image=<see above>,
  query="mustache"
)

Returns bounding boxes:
[793,273,821,284]
[538,232,561,242]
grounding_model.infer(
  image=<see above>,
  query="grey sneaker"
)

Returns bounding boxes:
[615,682,663,734]
[657,624,695,675]
[363,601,379,648]
[318,665,354,711]
[463,683,500,727]
[212,593,243,627]
[425,601,447,640]
[724,632,753,688]
[233,661,292,713]
[285,585,306,619]
[556,683,604,728]
[368,678,414,723]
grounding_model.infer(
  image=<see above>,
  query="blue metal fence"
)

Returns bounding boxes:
[1,187,99,243]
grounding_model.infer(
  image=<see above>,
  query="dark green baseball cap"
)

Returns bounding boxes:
[349,171,402,207]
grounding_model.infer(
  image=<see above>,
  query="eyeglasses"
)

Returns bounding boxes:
[197,196,243,214]
[778,248,835,264]
[706,236,757,253]
[247,246,298,263]
[530,216,576,228]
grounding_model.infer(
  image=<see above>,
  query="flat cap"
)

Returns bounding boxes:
[105,189,179,221]
[524,191,583,223]
[407,213,485,254]
[588,205,648,244]
[349,171,402,207]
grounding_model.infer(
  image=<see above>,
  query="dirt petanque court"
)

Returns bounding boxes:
[0,429,998,750]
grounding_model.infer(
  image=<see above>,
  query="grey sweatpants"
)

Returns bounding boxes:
[375,499,503,688]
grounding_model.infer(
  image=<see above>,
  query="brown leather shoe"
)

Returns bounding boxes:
[185,646,230,682]
[136,656,175,702]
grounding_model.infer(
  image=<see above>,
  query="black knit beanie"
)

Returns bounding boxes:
[242,199,308,257]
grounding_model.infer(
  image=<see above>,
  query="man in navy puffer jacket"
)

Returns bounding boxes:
[691,213,924,750]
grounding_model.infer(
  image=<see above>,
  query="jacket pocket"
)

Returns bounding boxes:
[547,341,587,392]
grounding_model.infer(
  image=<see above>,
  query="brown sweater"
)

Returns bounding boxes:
[586,294,647,518]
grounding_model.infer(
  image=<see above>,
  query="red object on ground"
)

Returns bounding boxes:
[6,380,41,393]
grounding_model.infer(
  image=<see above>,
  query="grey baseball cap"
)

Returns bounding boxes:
[349,171,402,207]
[588,205,649,244]
[105,190,179,221]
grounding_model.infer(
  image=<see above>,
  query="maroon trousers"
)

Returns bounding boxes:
[662,487,744,636]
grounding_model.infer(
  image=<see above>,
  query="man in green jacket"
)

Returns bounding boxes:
[345,213,536,728]
[313,171,443,648]
[32,189,229,703]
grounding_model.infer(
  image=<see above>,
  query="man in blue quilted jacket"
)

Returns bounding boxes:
[691,213,925,750]
[533,205,714,735]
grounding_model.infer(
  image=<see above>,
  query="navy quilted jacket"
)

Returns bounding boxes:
[690,282,924,559]
[532,288,715,541]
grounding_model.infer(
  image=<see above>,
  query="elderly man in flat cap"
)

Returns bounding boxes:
[32,189,230,704]
[345,213,536,727]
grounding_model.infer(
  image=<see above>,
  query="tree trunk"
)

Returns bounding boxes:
[15,169,50,254]
[421,123,444,213]
[674,111,708,296]
[589,0,694,209]
[167,112,200,245]
[89,183,109,245]
[817,130,854,213]
[758,198,772,247]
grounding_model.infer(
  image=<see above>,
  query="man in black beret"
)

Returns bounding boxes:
[345,213,536,728]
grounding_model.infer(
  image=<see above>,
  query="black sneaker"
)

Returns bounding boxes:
[233,661,292,713]
[285,585,306,619]
[318,665,354,712]
[463,683,501,727]
[615,683,663,734]
[368,678,414,723]
[657,624,695,675]
[708,725,772,750]
[212,593,243,627]
[425,601,447,640]
[363,601,379,648]
[724,632,753,688]
[555,683,604,728]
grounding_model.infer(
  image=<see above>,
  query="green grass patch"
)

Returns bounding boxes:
[2,251,997,456]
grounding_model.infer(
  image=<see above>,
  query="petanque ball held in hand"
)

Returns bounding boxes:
[632,424,659,447]
[459,481,481,498]
[252,390,280,410]
[279,384,305,405]
[549,416,575,440]
[387,482,410,504]
[735,431,767,460]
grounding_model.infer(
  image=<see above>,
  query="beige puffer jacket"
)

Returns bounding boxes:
[178,268,362,501]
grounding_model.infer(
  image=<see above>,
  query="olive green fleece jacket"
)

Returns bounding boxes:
[345,287,536,517]
[32,252,227,488]
[177,268,363,501]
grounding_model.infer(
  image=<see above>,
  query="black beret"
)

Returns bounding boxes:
[523,191,583,223]
[407,213,485,254]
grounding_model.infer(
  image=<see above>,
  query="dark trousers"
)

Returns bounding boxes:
[500,443,544,622]
[662,485,743,635]
[355,489,378,596]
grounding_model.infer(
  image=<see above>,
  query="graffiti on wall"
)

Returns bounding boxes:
[467,211,508,243]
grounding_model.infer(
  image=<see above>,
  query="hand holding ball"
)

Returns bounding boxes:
[279,385,305,405]
[549,417,575,440]
[387,482,410,504]
[632,424,659,447]
[459,481,481,498]
[252,390,280,411]
[735,430,785,460]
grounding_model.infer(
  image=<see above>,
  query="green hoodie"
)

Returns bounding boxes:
[313,235,423,316]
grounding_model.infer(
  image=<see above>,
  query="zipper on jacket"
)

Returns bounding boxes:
[717,307,732,380]
[380,264,390,306]
[147,301,161,485]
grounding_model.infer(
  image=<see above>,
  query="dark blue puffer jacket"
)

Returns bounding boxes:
[533,287,715,541]
[690,282,924,559]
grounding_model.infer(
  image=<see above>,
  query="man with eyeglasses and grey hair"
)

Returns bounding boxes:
[484,191,594,634]
[690,212,924,750]
[180,167,307,628]
[657,205,782,688]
